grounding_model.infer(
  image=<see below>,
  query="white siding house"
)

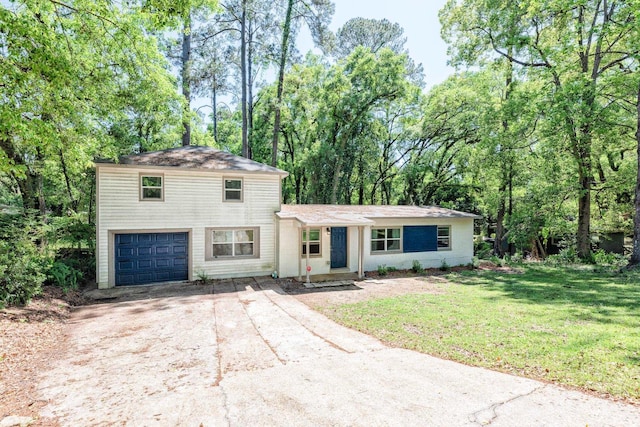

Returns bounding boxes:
[96,146,287,289]
[95,146,479,288]
[276,205,478,282]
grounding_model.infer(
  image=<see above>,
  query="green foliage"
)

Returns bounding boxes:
[50,214,95,250]
[377,265,388,276]
[0,213,51,307]
[196,270,211,283]
[546,247,580,266]
[48,261,83,293]
[474,240,492,259]
[439,259,450,272]
[592,250,627,268]
[411,260,424,274]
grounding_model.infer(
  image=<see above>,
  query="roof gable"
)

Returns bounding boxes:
[96,146,287,175]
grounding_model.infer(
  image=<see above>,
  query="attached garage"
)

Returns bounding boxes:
[114,232,189,286]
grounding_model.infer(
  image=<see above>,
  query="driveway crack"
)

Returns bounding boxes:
[234,282,287,365]
[256,282,352,354]
[468,384,546,426]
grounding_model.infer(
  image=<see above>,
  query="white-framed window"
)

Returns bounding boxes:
[437,226,451,250]
[206,227,259,260]
[301,228,321,256]
[371,228,401,253]
[224,178,243,202]
[140,174,163,201]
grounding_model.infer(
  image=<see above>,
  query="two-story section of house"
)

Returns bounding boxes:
[95,146,288,289]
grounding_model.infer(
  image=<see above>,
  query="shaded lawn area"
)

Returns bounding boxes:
[320,265,640,403]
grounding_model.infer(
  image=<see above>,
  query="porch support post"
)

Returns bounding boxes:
[297,227,302,281]
[358,226,364,279]
[305,226,311,284]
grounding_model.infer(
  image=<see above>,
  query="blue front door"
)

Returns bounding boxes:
[330,227,347,269]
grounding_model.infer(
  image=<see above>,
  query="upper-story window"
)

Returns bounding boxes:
[224,178,243,202]
[140,174,163,201]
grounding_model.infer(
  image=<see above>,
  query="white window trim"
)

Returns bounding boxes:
[205,227,259,260]
[301,228,322,257]
[139,173,164,201]
[370,227,402,254]
[437,225,451,251]
[223,177,243,202]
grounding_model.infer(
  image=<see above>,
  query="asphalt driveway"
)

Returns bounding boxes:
[37,277,640,426]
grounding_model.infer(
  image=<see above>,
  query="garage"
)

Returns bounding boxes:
[114,232,188,286]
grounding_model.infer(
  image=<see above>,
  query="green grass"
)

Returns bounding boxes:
[321,265,640,402]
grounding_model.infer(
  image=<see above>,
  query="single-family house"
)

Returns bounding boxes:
[95,146,479,288]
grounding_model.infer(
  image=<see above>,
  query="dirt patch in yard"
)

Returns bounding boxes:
[286,275,449,308]
[285,263,522,309]
[0,287,88,425]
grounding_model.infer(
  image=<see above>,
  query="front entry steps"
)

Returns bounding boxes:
[303,280,355,289]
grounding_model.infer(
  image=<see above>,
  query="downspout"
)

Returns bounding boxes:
[305,226,311,284]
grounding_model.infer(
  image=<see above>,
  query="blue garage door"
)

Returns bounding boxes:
[115,232,188,286]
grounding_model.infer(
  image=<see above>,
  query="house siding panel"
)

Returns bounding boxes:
[97,165,281,288]
[363,218,474,272]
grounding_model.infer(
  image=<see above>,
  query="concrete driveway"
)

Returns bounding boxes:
[38,277,640,426]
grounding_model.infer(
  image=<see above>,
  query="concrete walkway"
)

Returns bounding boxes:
[38,278,640,426]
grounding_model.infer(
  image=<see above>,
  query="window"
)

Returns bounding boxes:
[206,228,259,260]
[371,228,401,253]
[437,226,451,250]
[224,178,243,201]
[301,228,321,256]
[140,175,163,200]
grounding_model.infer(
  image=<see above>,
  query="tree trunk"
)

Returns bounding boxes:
[59,149,78,212]
[271,0,294,167]
[212,84,218,142]
[240,0,249,158]
[181,13,192,147]
[576,142,593,259]
[495,55,513,258]
[630,81,640,266]
[494,185,506,257]
[247,18,254,160]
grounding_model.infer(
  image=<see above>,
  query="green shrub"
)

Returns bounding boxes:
[546,246,579,265]
[440,259,450,272]
[387,266,398,272]
[510,252,524,264]
[489,255,504,267]
[411,260,424,273]
[0,212,51,307]
[592,249,626,267]
[377,265,388,276]
[196,270,211,283]
[474,240,492,259]
[48,260,83,293]
[468,256,480,269]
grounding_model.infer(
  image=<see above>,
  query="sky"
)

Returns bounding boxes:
[300,0,455,88]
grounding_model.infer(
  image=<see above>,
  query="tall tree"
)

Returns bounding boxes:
[181,12,193,146]
[0,0,186,214]
[270,0,334,166]
[631,79,640,265]
[333,17,406,58]
[441,0,639,258]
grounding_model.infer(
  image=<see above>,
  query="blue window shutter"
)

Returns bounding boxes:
[403,226,437,252]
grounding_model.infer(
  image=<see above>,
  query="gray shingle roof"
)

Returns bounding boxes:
[96,146,287,175]
[277,204,481,226]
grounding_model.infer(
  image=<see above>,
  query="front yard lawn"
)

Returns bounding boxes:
[320,265,640,403]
